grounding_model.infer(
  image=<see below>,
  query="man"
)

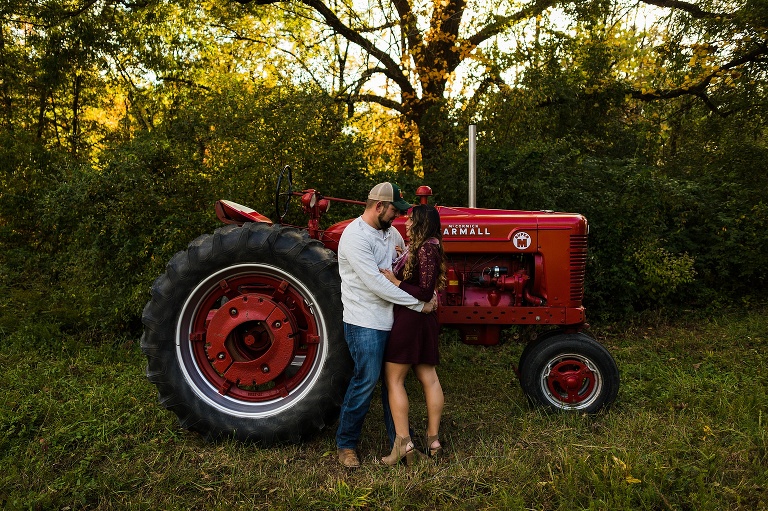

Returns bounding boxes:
[335,182,437,468]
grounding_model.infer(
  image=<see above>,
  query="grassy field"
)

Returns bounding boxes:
[2,307,766,510]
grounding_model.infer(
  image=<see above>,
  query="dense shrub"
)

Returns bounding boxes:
[40,132,215,334]
[0,85,370,340]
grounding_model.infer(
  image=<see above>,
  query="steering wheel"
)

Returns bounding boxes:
[275,165,293,223]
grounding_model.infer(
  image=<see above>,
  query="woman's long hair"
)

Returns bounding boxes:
[403,205,447,290]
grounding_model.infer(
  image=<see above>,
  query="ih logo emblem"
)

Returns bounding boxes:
[513,232,531,250]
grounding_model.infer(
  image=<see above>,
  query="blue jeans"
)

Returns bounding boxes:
[336,323,396,449]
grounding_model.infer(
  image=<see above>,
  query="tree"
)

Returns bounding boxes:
[224,0,766,184]
[228,0,560,180]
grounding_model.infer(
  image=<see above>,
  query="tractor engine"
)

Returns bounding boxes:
[443,255,540,308]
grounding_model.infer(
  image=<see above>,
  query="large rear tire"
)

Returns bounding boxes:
[140,223,351,444]
[519,333,619,413]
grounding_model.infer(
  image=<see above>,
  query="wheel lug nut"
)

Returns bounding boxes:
[217,352,226,360]
[229,308,238,316]
[273,320,282,328]
[261,365,270,374]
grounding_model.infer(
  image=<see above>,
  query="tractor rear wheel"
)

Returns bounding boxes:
[140,222,350,444]
[519,333,619,413]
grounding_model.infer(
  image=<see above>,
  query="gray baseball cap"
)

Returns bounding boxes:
[368,182,411,211]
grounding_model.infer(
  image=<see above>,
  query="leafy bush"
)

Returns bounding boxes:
[0,132,75,337]
[40,132,215,334]
[0,84,370,340]
[631,245,696,301]
[451,141,767,318]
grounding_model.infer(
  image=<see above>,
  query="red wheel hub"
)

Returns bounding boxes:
[187,274,321,402]
[546,359,596,404]
[206,294,296,386]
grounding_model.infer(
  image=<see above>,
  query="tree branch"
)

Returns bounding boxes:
[391,0,423,61]
[355,93,403,112]
[338,67,404,113]
[466,0,558,49]
[235,0,416,95]
[159,76,212,91]
[224,28,329,90]
[638,0,730,19]
[631,43,768,116]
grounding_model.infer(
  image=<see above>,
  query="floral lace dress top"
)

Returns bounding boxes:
[385,239,441,365]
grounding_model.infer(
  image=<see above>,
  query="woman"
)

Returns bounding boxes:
[380,204,446,465]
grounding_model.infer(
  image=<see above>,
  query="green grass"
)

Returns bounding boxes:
[1,308,767,510]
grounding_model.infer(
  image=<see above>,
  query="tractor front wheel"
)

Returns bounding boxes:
[519,333,619,413]
[140,222,350,444]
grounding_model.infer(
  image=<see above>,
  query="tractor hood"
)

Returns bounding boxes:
[321,205,588,254]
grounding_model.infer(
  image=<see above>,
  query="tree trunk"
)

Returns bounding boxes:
[0,28,12,131]
[71,73,82,156]
[411,98,450,185]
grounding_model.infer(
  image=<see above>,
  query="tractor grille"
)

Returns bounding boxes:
[569,234,588,303]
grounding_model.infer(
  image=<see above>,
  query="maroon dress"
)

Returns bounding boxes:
[385,239,441,365]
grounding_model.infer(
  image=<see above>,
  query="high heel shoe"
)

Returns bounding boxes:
[426,435,443,457]
[382,435,418,466]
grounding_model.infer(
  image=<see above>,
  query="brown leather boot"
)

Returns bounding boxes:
[337,448,360,468]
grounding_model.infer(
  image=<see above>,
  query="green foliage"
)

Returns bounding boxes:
[483,146,766,316]
[0,81,369,338]
[0,132,73,335]
[40,132,216,333]
[459,22,768,317]
[659,107,768,303]
[632,245,696,300]
[192,80,372,226]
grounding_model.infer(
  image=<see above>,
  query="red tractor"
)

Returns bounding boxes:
[141,168,619,444]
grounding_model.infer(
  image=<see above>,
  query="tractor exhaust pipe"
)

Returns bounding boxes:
[469,124,477,208]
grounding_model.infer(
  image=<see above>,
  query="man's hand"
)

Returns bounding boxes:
[422,293,439,314]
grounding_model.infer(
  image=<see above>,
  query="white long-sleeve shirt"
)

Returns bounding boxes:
[338,217,424,330]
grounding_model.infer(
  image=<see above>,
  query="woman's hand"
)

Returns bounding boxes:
[380,268,401,287]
